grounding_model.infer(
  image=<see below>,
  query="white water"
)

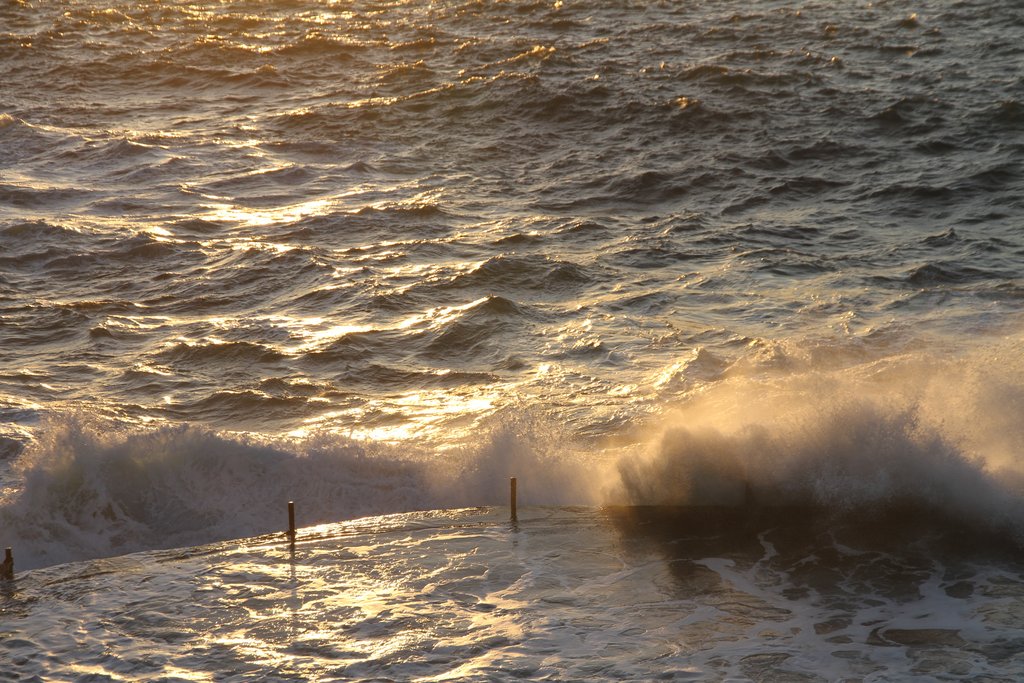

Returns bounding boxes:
[5,336,1024,571]
[4,508,1024,681]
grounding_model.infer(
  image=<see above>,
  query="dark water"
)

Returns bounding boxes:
[2,0,1024,572]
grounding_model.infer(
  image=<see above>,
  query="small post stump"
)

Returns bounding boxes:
[0,548,12,581]
[510,477,517,522]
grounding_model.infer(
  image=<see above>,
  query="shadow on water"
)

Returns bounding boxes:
[604,503,1024,602]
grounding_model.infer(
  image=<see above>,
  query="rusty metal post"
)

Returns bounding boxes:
[510,478,517,522]
[1,547,12,581]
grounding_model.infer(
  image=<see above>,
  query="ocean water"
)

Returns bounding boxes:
[2,0,1024,677]
[6,508,1024,682]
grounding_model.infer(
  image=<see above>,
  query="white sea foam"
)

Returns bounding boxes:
[0,410,604,569]
[4,508,1023,681]
[3,0,1024,677]
[5,340,1024,569]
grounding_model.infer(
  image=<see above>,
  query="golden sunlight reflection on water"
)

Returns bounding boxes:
[201,197,335,228]
[289,387,500,442]
[5,503,1018,680]
[188,510,542,679]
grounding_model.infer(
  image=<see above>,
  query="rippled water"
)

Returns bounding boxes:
[4,0,1024,678]
[7,508,1024,681]
[4,0,1022,441]
[3,0,1024,637]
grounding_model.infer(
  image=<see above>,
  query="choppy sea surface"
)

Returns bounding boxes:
[2,0,1024,678]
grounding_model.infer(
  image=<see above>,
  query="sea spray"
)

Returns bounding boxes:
[613,341,1024,543]
[615,401,1007,512]
[3,0,1024,677]
[1,415,431,568]
[6,338,1024,569]
[0,410,604,569]
[449,407,604,508]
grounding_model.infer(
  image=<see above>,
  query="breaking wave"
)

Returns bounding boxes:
[7,340,1024,569]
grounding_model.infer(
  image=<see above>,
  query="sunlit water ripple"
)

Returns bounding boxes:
[3,0,1021,443]
[4,0,1024,679]
[3,0,1024,666]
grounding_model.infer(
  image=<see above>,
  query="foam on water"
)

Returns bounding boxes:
[4,508,1024,681]
[0,408,602,569]
[3,0,1024,675]
[5,337,1024,570]
[618,340,1024,522]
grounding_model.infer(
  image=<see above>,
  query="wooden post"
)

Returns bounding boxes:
[0,548,12,581]
[287,501,296,542]
[510,477,517,522]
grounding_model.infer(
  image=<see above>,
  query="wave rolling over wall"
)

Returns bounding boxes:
[3,336,1024,570]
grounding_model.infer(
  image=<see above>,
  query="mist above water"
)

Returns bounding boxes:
[2,337,1022,569]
